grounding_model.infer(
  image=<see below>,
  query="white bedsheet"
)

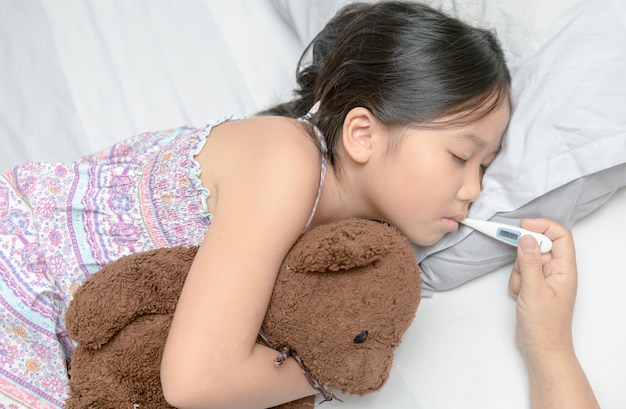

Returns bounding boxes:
[325,187,626,409]
[1,1,624,408]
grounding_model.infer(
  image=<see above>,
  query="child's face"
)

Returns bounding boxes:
[370,101,510,247]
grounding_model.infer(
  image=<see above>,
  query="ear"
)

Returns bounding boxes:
[284,218,395,274]
[342,107,381,164]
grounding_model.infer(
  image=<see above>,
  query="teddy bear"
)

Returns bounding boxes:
[65,218,423,409]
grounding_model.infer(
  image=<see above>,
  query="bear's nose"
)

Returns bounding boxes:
[353,330,368,344]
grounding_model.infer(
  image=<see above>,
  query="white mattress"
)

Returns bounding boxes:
[1,1,624,408]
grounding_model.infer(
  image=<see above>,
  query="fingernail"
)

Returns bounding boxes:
[520,236,539,254]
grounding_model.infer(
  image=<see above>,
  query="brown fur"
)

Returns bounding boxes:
[65,218,422,408]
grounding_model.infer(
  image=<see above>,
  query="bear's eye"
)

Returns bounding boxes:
[353,330,368,344]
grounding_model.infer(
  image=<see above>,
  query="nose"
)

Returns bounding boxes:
[457,168,482,203]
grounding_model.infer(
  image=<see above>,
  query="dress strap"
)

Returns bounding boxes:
[297,101,327,232]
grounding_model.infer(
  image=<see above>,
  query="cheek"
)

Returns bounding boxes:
[385,140,459,204]
[407,160,456,193]
[393,172,448,216]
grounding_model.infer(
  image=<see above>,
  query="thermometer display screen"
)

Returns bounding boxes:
[498,229,519,241]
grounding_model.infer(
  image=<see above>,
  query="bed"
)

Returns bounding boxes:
[1,1,625,408]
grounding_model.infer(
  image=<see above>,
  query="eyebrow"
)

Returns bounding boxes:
[456,134,486,148]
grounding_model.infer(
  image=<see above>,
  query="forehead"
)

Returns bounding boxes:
[454,133,486,147]
[384,99,510,154]
[450,101,510,143]
[433,89,512,129]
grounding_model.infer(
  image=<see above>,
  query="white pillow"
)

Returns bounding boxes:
[272,0,626,295]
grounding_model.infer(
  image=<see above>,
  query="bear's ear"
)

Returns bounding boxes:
[284,218,401,274]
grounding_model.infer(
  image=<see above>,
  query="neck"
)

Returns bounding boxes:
[307,162,371,229]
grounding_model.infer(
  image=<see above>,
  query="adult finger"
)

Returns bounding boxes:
[516,235,545,294]
[508,258,521,297]
[521,218,574,260]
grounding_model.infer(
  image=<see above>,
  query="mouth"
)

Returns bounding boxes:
[442,217,461,231]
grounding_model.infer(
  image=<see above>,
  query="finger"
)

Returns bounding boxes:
[521,218,578,285]
[521,218,574,259]
[520,218,551,235]
[508,258,521,297]
[516,235,545,293]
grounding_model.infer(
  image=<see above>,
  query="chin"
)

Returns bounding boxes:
[411,234,444,248]
[398,224,446,247]
[424,237,443,247]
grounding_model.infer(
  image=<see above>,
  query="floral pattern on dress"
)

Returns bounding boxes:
[0,120,223,408]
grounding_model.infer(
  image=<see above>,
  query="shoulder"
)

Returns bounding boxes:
[199,116,323,230]
[205,116,318,168]
[211,116,320,180]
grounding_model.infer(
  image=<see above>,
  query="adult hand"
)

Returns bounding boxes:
[508,218,599,409]
[508,218,577,358]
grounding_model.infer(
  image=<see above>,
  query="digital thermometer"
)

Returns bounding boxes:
[460,218,553,253]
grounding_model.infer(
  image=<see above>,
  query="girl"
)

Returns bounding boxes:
[0,1,510,408]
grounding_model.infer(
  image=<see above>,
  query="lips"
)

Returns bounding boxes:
[452,214,468,222]
[442,214,467,231]
[442,217,460,231]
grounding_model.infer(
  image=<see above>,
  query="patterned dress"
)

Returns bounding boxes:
[0,113,328,408]
[0,120,220,408]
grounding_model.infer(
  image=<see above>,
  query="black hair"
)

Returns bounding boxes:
[258,1,511,167]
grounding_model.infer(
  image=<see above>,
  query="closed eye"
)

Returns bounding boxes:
[451,154,468,165]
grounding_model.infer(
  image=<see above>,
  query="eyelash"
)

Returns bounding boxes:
[452,154,488,173]
[452,154,468,165]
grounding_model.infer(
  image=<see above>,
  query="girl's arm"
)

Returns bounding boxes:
[160,118,321,409]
